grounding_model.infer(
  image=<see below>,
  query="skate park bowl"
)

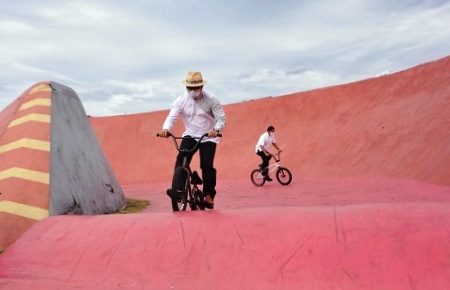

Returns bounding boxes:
[0,56,449,289]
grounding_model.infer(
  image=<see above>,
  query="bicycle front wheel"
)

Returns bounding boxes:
[171,166,190,211]
[251,169,266,187]
[276,167,292,185]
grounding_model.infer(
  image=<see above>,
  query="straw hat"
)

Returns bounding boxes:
[182,71,207,87]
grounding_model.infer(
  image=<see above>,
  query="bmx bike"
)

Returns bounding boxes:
[157,132,221,211]
[250,152,292,187]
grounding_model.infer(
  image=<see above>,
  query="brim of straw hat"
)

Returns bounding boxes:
[182,80,207,87]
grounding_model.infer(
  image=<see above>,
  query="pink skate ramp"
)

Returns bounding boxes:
[0,56,449,290]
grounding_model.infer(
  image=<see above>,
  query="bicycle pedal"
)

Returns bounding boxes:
[196,199,205,210]
[191,171,203,185]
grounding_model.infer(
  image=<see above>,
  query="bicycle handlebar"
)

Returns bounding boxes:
[156,132,222,153]
[271,152,282,162]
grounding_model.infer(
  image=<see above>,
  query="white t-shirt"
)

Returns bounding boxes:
[255,132,276,153]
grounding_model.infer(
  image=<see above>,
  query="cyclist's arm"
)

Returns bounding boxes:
[210,98,226,132]
[159,97,183,137]
[259,145,271,156]
[162,96,184,131]
[272,142,282,152]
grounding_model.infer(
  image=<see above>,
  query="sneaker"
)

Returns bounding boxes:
[203,195,214,209]
[264,176,273,182]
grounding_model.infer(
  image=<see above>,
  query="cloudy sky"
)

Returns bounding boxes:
[1,0,449,116]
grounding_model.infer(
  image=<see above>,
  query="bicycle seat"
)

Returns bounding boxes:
[191,170,203,185]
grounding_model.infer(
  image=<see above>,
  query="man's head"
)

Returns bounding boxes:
[183,71,206,99]
[267,126,275,136]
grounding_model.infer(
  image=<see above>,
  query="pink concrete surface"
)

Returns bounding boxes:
[0,56,450,289]
[1,179,450,290]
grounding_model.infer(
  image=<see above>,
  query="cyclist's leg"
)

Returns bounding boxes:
[199,141,217,202]
[256,151,270,176]
[265,155,273,176]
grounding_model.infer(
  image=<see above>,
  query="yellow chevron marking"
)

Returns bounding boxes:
[0,200,48,220]
[19,98,51,111]
[0,139,50,154]
[29,84,51,94]
[0,167,49,184]
[7,113,51,128]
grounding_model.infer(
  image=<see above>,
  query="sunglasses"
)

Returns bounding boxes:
[187,86,203,91]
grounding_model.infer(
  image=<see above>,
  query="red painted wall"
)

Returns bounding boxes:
[90,56,450,186]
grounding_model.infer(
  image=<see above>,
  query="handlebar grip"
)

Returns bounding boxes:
[156,132,220,138]
[156,132,171,137]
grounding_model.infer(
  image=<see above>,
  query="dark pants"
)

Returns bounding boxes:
[256,150,272,176]
[175,137,217,199]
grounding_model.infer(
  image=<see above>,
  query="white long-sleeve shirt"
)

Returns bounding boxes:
[162,90,226,143]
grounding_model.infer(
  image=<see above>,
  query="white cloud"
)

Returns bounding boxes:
[0,19,36,34]
[0,0,449,116]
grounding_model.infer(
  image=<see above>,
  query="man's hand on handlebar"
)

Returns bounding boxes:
[158,129,170,138]
[208,129,220,137]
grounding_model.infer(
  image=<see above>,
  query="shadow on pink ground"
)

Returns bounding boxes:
[0,56,450,289]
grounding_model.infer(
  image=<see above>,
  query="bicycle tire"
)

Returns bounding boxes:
[276,167,292,185]
[251,169,266,187]
[171,166,190,211]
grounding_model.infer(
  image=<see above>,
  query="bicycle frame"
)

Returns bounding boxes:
[251,152,292,187]
[157,132,222,211]
[265,153,282,175]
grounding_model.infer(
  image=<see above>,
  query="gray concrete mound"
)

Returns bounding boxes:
[49,82,126,215]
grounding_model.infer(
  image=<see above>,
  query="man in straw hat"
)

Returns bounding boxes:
[159,71,226,209]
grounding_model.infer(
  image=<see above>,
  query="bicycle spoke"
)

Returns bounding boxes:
[251,169,265,187]
[276,167,292,185]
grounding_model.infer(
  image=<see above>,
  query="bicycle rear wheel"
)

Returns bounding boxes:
[251,169,266,187]
[276,167,292,185]
[171,166,190,211]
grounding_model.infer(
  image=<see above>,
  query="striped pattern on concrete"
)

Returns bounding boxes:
[0,82,52,250]
[0,167,50,184]
[7,113,51,128]
[0,138,50,154]
[0,201,48,220]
